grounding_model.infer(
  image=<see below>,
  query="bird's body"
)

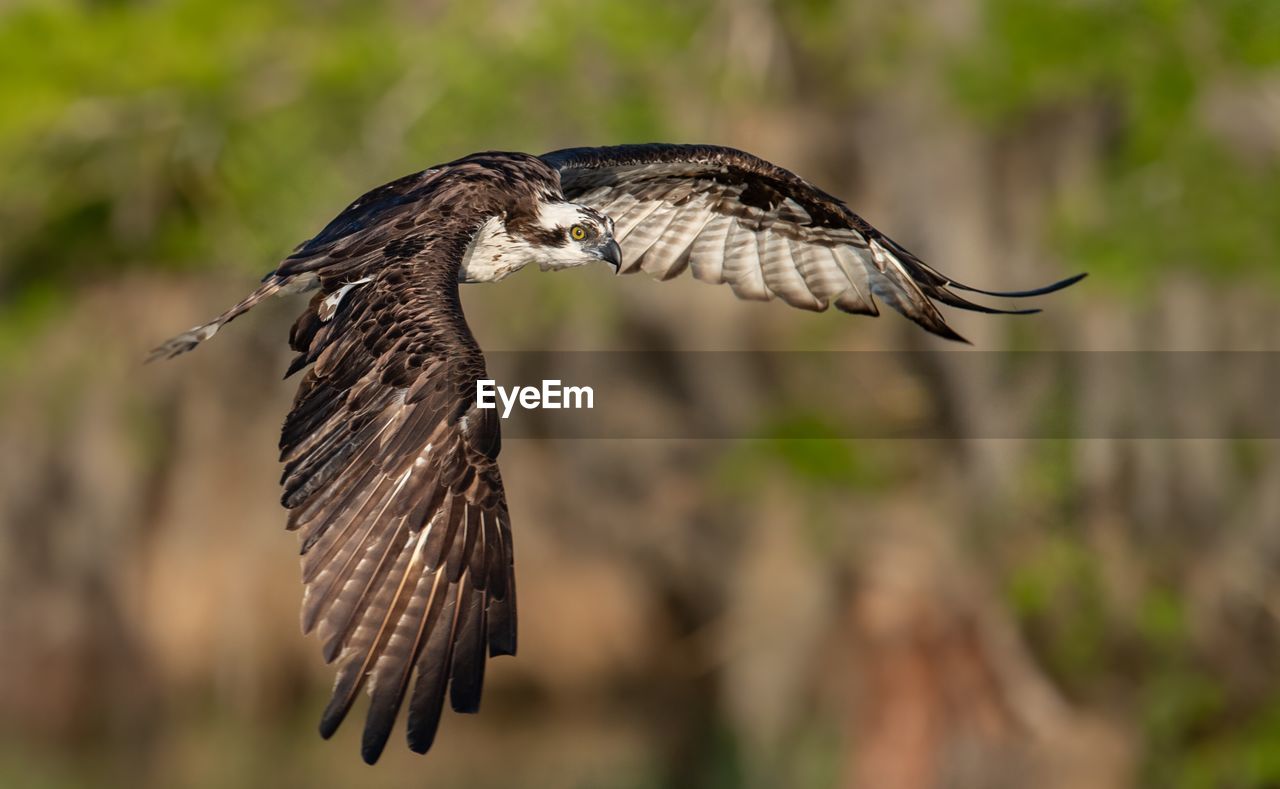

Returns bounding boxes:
[151,143,1082,763]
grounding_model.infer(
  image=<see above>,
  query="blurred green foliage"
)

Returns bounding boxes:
[3,0,1277,317]
[950,0,1280,288]
[0,0,703,318]
[1004,523,1280,788]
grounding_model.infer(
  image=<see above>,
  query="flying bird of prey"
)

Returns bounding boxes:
[151,143,1082,763]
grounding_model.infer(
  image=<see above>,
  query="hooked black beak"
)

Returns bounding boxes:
[597,238,622,273]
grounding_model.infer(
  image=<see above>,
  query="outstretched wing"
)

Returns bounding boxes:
[281,255,516,765]
[542,143,1083,341]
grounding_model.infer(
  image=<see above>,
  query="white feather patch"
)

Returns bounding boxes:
[759,233,821,310]
[638,204,716,277]
[319,277,373,321]
[791,242,846,303]
[721,222,770,301]
[830,245,875,303]
[613,200,665,239]
[620,206,679,272]
[535,201,590,232]
[460,216,536,282]
[689,214,732,283]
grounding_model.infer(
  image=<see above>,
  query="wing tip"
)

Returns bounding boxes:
[361,724,392,765]
[405,716,443,755]
[318,712,343,741]
[950,271,1088,299]
[926,321,972,345]
[318,685,358,741]
[919,270,1081,333]
[449,695,482,715]
[144,329,209,363]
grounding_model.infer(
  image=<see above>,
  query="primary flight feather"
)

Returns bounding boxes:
[150,143,1082,763]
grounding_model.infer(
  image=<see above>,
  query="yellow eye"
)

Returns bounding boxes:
[570,225,587,241]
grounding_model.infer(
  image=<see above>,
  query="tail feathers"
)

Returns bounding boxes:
[147,276,289,362]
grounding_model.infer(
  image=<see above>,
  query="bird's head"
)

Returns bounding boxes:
[525,201,622,273]
[461,199,622,283]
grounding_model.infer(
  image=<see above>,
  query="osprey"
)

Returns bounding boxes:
[151,144,1081,763]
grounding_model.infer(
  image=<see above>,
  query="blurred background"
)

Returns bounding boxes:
[2,1,1279,787]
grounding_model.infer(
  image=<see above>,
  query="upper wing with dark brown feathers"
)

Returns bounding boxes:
[541,143,1083,341]
[280,251,516,765]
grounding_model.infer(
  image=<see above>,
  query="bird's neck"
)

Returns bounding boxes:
[458,215,539,283]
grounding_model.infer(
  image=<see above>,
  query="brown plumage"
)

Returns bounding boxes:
[150,144,1081,764]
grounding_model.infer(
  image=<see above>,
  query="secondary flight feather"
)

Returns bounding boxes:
[150,143,1082,763]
